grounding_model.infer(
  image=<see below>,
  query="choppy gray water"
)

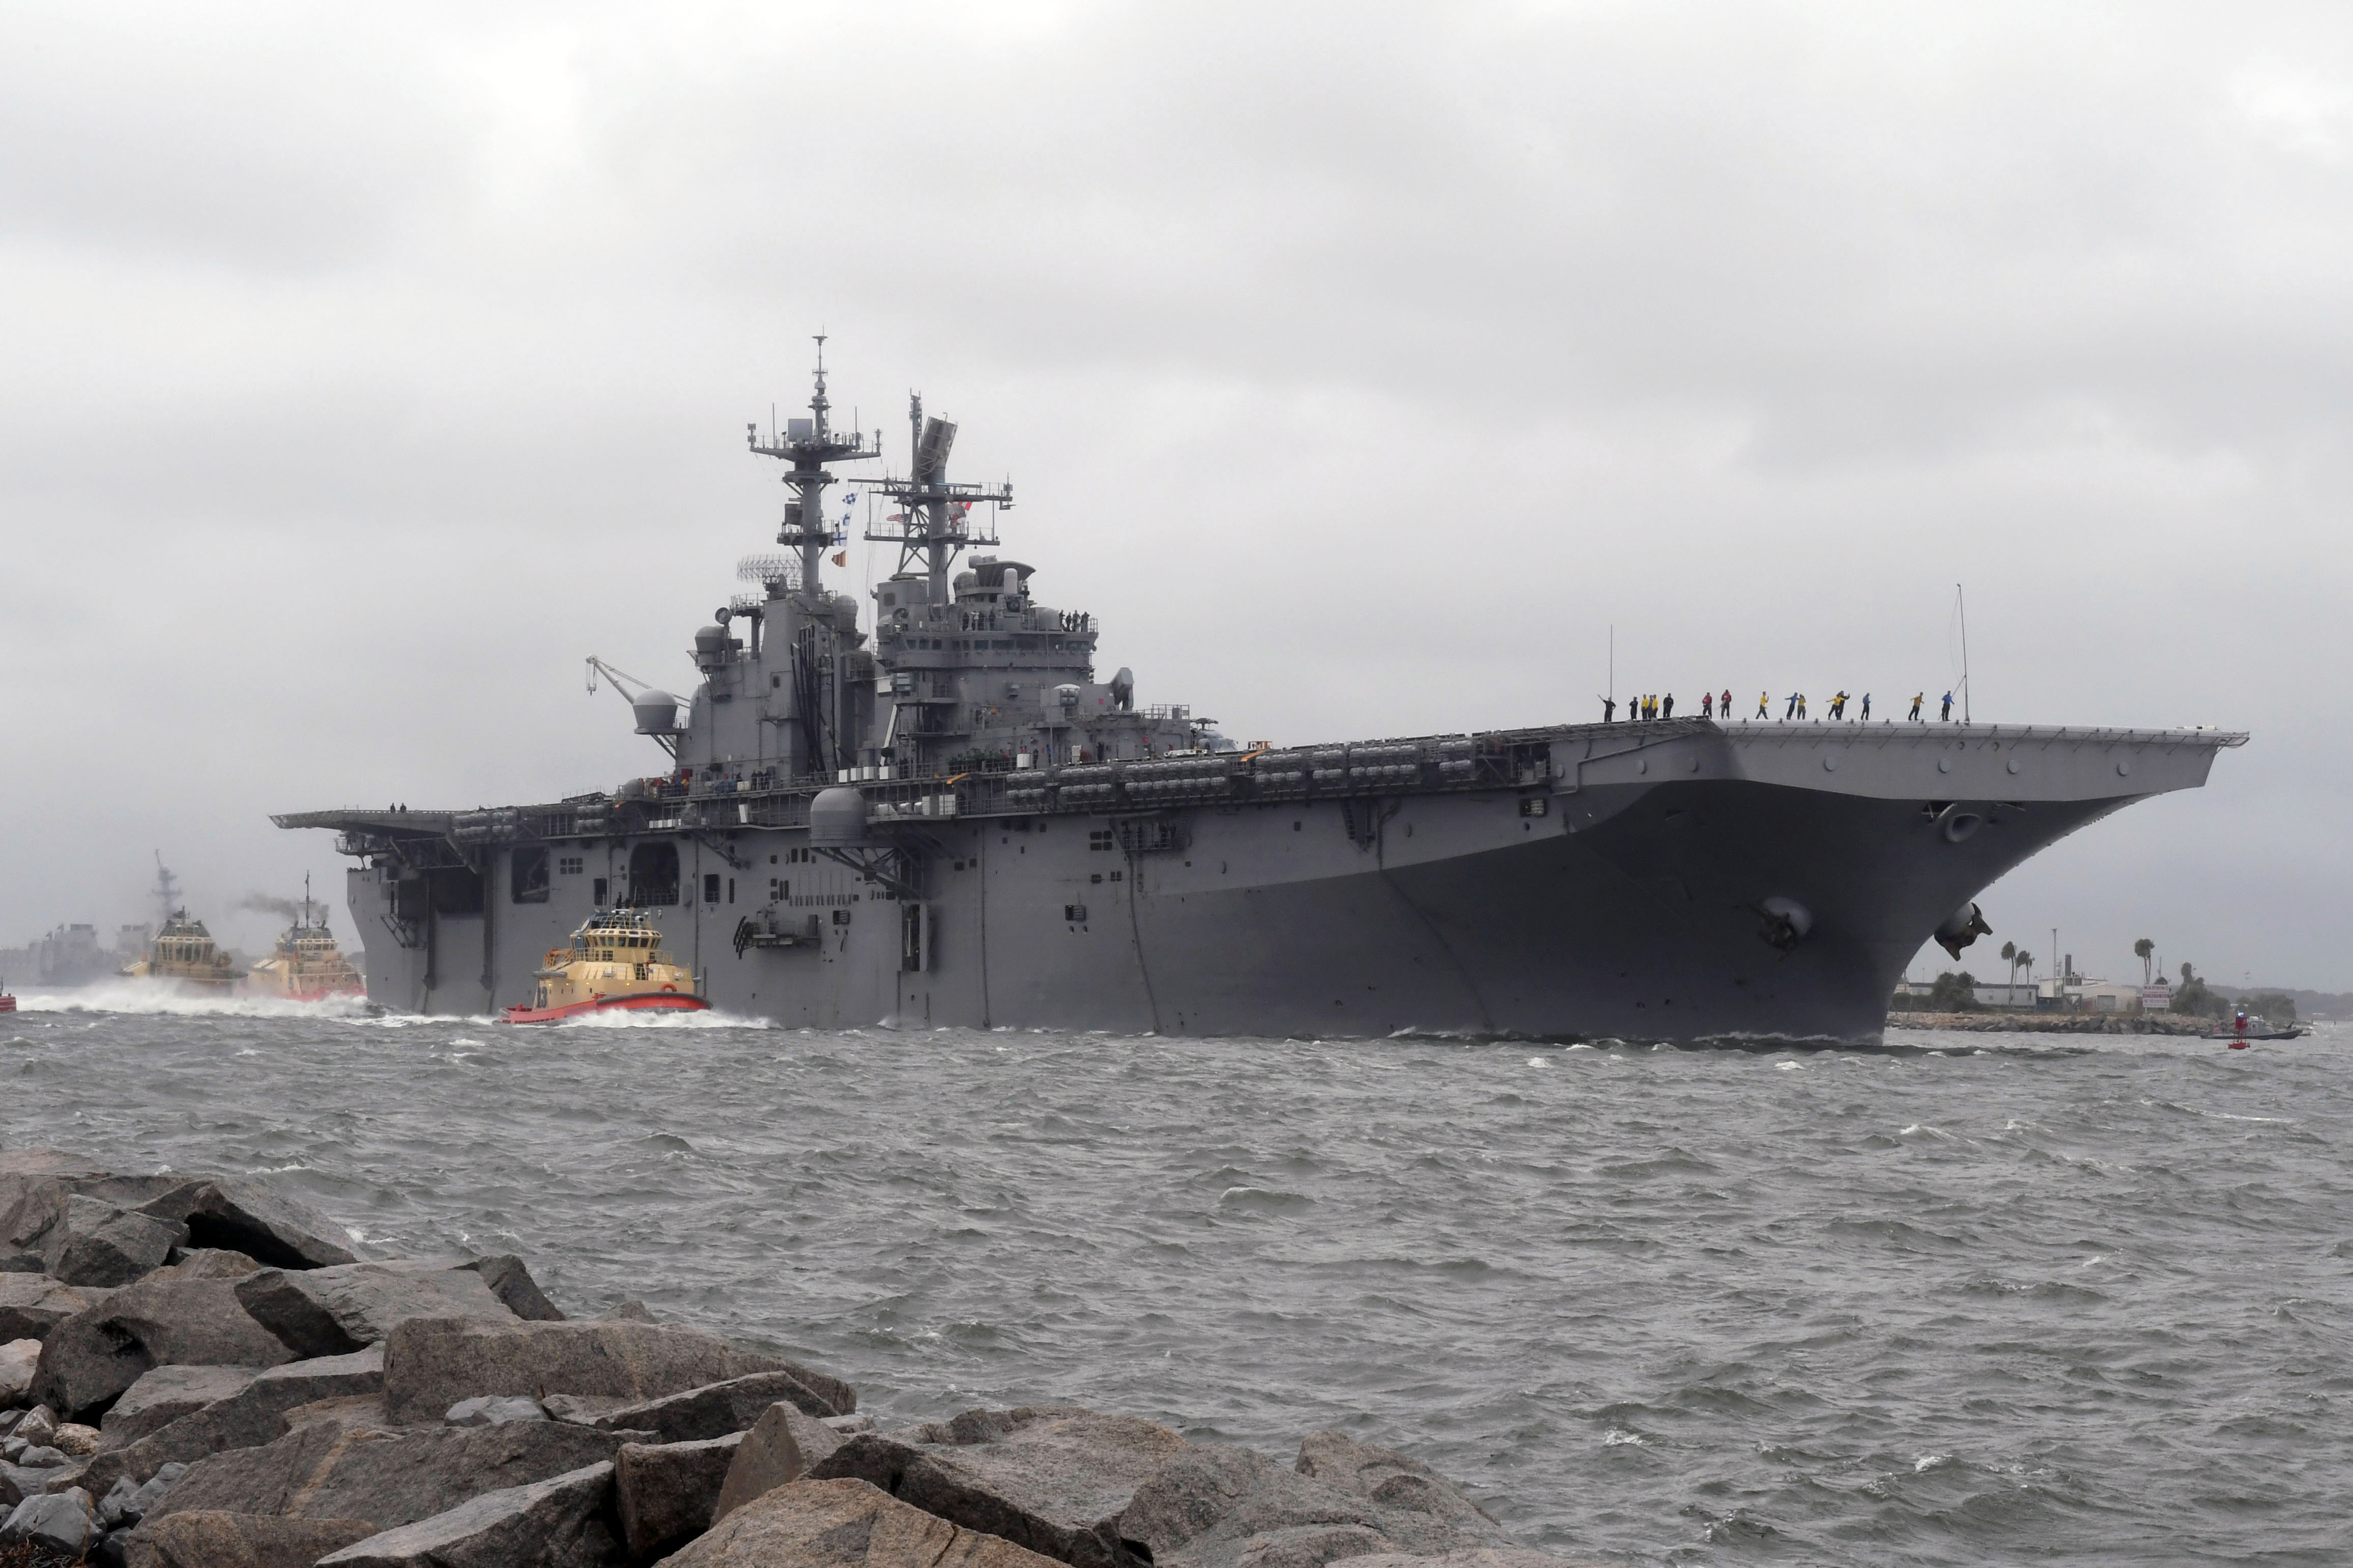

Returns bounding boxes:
[3,990,2346,1566]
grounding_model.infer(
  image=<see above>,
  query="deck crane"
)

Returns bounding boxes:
[585,657,682,758]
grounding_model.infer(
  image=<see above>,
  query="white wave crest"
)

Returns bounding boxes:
[17,982,372,1021]
[527,1007,772,1030]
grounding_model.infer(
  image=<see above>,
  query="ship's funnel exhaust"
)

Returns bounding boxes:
[236,894,303,921]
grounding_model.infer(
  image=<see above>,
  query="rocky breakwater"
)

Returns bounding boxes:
[1885,1011,2213,1034]
[0,1150,1589,1568]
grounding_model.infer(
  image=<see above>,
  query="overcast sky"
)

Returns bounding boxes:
[4,2,2347,990]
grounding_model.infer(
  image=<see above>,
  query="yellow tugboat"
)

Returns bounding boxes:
[501,909,708,1024]
[245,881,365,1003]
[121,858,238,991]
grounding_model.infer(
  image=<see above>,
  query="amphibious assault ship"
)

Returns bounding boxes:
[279,348,2244,1041]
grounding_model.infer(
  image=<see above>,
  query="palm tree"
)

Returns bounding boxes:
[1999,940,2019,1000]
[2134,938,2155,986]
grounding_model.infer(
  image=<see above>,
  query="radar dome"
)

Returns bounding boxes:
[632,690,680,735]
[809,787,869,846]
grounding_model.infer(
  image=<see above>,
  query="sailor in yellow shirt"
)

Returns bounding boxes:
[1755,691,1769,719]
[1908,692,1924,722]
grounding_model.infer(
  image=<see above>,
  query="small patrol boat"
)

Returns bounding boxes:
[0,981,14,1014]
[2207,1009,2301,1046]
[500,909,708,1024]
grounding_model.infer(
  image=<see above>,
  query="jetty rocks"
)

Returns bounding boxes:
[0,1152,1590,1568]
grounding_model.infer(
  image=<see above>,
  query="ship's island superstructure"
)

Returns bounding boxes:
[279,346,2245,1041]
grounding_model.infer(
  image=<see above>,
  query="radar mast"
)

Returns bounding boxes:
[151,852,181,924]
[869,392,1014,604]
[745,334,881,593]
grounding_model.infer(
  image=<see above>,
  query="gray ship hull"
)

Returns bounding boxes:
[307,720,2231,1043]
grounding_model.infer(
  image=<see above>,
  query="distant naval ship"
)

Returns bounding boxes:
[280,345,2244,1041]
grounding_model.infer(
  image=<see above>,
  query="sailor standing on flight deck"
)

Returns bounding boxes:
[1909,692,1924,721]
[1662,693,1674,719]
[1941,690,1955,721]
[1784,692,1799,720]
[1601,697,1616,721]
[1861,692,1871,721]
[1701,691,1714,718]
[1756,692,1769,718]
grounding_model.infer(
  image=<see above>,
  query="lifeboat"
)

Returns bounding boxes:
[500,909,709,1024]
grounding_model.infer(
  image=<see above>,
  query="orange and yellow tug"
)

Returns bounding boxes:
[501,909,708,1024]
[246,896,365,1003]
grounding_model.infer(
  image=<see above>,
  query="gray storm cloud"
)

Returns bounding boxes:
[1,2,2347,986]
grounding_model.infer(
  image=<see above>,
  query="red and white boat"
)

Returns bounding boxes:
[501,909,709,1024]
[2206,1008,2301,1047]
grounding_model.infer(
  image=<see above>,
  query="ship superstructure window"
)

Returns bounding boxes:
[1088,830,1114,851]
[704,873,722,904]
[558,856,584,876]
[511,848,551,904]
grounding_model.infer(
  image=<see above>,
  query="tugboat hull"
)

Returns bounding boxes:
[281,984,367,1004]
[501,992,710,1025]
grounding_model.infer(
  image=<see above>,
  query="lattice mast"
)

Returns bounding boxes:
[869,393,1014,603]
[745,335,880,593]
